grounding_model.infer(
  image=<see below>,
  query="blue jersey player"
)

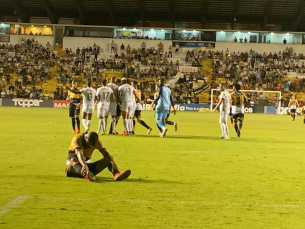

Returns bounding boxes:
[151,79,175,137]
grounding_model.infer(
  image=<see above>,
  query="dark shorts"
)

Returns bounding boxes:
[116,104,121,116]
[232,113,244,122]
[134,110,141,118]
[69,103,80,117]
[65,151,110,177]
[291,109,296,113]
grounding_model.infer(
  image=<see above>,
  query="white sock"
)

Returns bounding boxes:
[123,119,128,132]
[220,122,225,136]
[222,123,229,137]
[129,119,133,132]
[112,117,116,132]
[82,119,87,130]
[98,119,103,133]
[87,120,91,130]
[104,117,108,132]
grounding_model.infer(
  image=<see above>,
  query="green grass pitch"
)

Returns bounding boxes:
[1,107,305,228]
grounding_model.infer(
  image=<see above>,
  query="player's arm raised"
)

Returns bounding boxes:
[66,90,71,100]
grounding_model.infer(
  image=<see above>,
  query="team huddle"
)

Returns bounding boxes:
[66,77,177,137]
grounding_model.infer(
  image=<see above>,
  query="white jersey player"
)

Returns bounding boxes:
[118,78,140,135]
[80,81,97,132]
[96,79,114,134]
[107,77,119,134]
[213,84,232,139]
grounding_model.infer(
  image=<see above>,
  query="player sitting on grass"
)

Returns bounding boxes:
[65,131,131,182]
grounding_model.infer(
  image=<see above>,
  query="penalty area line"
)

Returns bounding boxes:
[0,196,33,218]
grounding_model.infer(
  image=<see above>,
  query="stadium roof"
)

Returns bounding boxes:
[1,0,305,32]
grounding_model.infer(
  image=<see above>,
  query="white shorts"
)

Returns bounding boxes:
[135,103,143,111]
[232,106,244,114]
[109,102,117,116]
[97,103,110,117]
[219,111,229,123]
[129,103,136,118]
[290,105,297,110]
[82,104,94,114]
[121,101,134,113]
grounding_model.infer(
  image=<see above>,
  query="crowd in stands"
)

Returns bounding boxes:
[193,47,305,94]
[2,37,305,103]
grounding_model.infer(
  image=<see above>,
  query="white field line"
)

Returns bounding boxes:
[0,195,303,219]
[0,196,33,218]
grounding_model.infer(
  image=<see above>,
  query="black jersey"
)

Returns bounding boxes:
[69,89,82,105]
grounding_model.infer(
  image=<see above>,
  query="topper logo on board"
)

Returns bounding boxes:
[12,99,43,107]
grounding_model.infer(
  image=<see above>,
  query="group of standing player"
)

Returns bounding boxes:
[213,84,305,139]
[66,77,177,137]
[213,83,247,139]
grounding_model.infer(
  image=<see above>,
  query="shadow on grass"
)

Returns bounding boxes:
[134,134,299,143]
[95,177,181,184]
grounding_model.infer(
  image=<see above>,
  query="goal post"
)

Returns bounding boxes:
[210,89,282,114]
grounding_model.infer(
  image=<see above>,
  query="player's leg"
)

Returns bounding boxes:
[159,109,168,137]
[65,153,96,181]
[109,102,117,134]
[82,111,88,131]
[220,113,229,139]
[128,103,136,134]
[136,110,152,134]
[97,107,103,134]
[303,112,305,124]
[71,118,76,133]
[219,113,225,138]
[165,112,177,131]
[69,103,76,133]
[86,106,94,131]
[155,110,162,133]
[291,109,296,121]
[104,114,109,134]
[233,114,239,137]
[75,107,81,133]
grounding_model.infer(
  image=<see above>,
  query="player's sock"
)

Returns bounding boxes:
[133,120,136,131]
[157,120,164,128]
[129,119,134,133]
[156,123,162,133]
[112,117,117,133]
[98,119,103,133]
[138,120,150,129]
[76,117,80,130]
[234,123,238,133]
[220,123,225,136]
[123,119,128,132]
[71,118,76,130]
[166,120,174,125]
[87,120,91,130]
[222,123,229,137]
[104,118,107,132]
[239,122,243,130]
[304,119,305,124]
[82,119,87,130]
